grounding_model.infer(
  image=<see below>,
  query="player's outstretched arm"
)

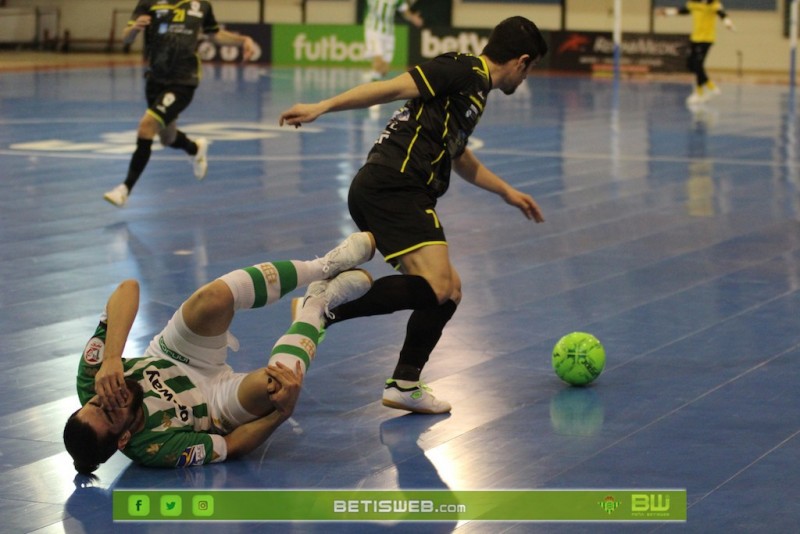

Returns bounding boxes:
[453,148,545,222]
[122,15,150,45]
[279,72,420,127]
[656,7,688,17]
[95,279,139,409]
[403,9,424,28]
[721,15,736,31]
[211,29,257,61]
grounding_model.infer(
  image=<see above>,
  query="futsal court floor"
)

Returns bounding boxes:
[1,54,799,533]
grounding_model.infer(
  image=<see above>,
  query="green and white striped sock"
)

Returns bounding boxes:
[219,260,321,310]
[268,304,323,373]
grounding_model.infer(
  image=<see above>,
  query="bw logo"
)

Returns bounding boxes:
[631,493,670,513]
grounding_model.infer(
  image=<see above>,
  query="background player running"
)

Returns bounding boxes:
[104,0,256,207]
[362,0,424,82]
[658,1,736,105]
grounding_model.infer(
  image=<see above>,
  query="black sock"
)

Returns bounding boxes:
[170,130,197,155]
[393,300,458,380]
[392,364,424,382]
[124,137,153,192]
[327,275,438,326]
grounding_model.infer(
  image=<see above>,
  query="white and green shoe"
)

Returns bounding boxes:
[319,232,376,278]
[292,269,373,341]
[382,379,451,414]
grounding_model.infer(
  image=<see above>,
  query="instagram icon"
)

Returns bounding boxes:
[192,495,214,517]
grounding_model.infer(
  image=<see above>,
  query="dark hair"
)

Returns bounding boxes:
[482,16,549,66]
[63,409,120,475]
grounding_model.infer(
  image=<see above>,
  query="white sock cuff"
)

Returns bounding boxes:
[298,298,325,328]
[219,270,256,310]
[268,353,308,375]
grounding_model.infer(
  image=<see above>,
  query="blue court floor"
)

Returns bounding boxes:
[0,57,799,533]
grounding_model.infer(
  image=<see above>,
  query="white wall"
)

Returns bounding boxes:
[654,8,786,73]
[453,2,561,29]
[5,0,131,41]
[0,7,37,43]
[454,0,794,73]
[4,0,797,74]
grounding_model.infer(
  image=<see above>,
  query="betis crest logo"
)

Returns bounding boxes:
[598,495,620,515]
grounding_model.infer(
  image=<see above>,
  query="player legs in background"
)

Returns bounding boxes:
[103,82,207,207]
[687,42,713,105]
[362,0,423,82]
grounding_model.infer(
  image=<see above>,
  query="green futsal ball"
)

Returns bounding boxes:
[552,332,606,386]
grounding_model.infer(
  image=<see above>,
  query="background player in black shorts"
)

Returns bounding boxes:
[104,0,256,207]
[280,16,547,414]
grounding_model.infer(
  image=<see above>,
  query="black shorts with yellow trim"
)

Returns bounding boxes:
[348,163,447,268]
[144,79,196,127]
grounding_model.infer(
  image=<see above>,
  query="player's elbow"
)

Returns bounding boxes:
[223,433,248,459]
[118,279,140,292]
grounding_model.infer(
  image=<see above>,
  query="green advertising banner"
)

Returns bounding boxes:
[272,24,409,67]
[114,489,686,522]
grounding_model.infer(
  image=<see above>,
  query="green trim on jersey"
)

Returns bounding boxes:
[77,320,222,467]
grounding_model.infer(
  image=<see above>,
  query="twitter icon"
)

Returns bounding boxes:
[160,495,182,516]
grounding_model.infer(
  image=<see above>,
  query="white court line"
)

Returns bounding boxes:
[0,149,366,161]
[2,147,797,170]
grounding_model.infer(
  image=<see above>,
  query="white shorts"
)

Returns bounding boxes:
[145,306,257,433]
[365,29,395,63]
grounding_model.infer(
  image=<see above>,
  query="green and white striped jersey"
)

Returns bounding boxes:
[364,0,410,35]
[77,321,226,467]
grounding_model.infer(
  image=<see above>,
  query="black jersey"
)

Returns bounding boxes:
[132,0,219,86]
[366,52,492,197]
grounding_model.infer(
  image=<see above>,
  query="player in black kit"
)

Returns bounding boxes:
[280,16,547,414]
[104,0,256,207]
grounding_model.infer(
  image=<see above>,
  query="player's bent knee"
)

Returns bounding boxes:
[451,288,462,306]
[184,281,234,326]
[158,129,177,147]
[427,278,456,305]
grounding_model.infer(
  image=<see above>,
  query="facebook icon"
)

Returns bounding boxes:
[128,495,150,516]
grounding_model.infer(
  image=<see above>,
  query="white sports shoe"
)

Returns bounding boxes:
[300,268,373,320]
[368,104,382,120]
[362,70,382,83]
[320,232,376,278]
[382,379,452,414]
[103,184,129,207]
[703,83,721,98]
[292,270,372,339]
[192,137,209,179]
[686,88,708,106]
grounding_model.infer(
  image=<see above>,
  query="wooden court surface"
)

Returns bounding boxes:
[1,51,799,532]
